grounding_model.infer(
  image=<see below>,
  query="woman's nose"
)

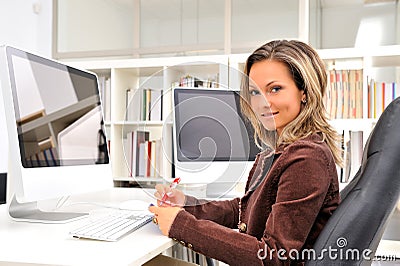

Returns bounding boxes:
[260,92,272,107]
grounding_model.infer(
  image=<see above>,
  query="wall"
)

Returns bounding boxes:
[0,0,52,57]
[0,0,52,202]
[320,2,397,49]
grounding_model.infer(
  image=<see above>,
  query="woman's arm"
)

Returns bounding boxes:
[169,210,266,265]
[184,196,240,229]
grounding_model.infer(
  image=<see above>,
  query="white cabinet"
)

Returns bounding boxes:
[54,0,306,58]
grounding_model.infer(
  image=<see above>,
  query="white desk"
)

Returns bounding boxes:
[0,188,175,266]
[0,188,399,265]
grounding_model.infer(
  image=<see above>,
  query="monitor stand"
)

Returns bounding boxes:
[8,195,87,223]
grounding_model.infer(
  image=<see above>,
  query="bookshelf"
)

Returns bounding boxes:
[315,45,400,184]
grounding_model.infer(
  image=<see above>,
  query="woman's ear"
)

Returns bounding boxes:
[301,91,307,104]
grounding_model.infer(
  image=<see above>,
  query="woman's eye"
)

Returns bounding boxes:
[270,86,281,93]
[249,89,260,96]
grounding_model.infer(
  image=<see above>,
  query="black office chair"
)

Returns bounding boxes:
[306,97,400,265]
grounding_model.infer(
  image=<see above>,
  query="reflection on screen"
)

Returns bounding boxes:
[7,48,105,167]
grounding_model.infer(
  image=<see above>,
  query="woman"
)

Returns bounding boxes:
[149,40,342,265]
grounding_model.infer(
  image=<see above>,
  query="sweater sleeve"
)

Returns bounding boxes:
[183,196,240,229]
[169,141,335,266]
[169,210,267,265]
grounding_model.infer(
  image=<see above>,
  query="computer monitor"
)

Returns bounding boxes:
[172,88,262,197]
[0,46,113,222]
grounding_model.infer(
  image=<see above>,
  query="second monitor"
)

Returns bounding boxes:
[172,88,260,197]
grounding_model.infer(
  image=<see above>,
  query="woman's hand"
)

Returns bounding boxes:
[154,184,186,207]
[148,205,183,236]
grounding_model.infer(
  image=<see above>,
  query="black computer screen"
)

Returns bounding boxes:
[173,88,259,162]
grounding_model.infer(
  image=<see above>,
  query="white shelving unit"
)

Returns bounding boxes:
[321,46,400,185]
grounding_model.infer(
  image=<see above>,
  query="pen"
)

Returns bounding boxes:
[160,177,181,206]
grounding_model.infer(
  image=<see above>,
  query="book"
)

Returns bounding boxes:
[384,82,393,110]
[343,130,351,183]
[335,70,343,119]
[342,70,350,119]
[129,88,164,122]
[138,142,146,177]
[145,141,152,177]
[339,130,363,183]
[135,131,150,177]
[368,78,375,118]
[355,69,363,119]
[43,149,56,167]
[367,77,400,118]
[125,130,150,177]
[126,88,142,121]
[175,74,219,89]
[145,89,152,120]
[149,89,163,121]
[348,69,357,119]
[36,153,45,167]
[49,147,58,166]
[349,131,363,181]
[394,82,400,99]
[326,69,363,119]
[329,70,337,119]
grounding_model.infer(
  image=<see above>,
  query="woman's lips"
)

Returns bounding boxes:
[261,111,278,118]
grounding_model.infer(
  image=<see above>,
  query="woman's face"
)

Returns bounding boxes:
[248,60,305,135]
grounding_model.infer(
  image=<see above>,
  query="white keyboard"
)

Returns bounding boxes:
[69,210,153,241]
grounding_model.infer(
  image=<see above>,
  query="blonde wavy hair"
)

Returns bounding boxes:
[240,39,343,166]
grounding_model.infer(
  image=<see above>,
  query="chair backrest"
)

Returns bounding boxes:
[306,97,400,265]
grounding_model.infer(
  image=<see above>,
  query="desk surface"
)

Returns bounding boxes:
[0,188,399,265]
[0,188,174,266]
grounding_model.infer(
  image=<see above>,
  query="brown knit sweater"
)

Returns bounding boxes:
[169,134,340,265]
